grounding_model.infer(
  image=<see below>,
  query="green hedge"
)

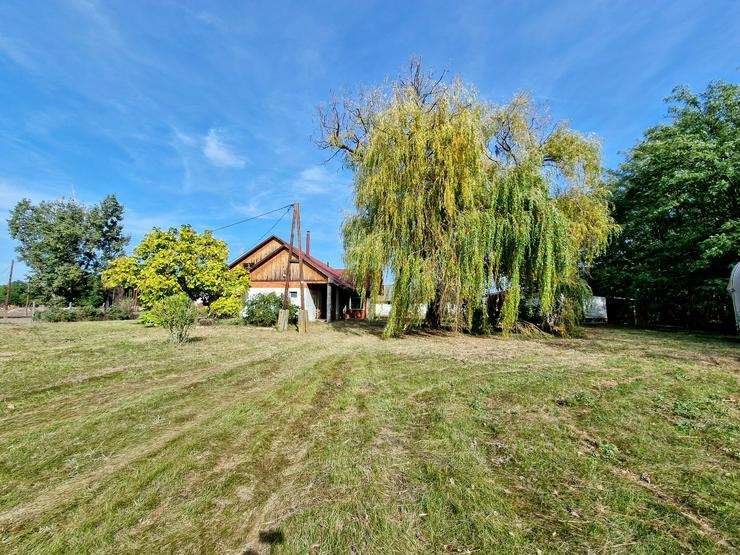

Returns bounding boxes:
[241,292,297,327]
[35,301,136,322]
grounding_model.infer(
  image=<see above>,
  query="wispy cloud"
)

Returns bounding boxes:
[70,0,123,45]
[122,209,185,236]
[203,129,246,168]
[0,179,53,212]
[232,193,274,218]
[171,126,196,148]
[0,33,34,69]
[293,165,349,195]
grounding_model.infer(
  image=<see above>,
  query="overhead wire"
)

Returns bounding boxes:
[256,204,292,242]
[209,203,294,232]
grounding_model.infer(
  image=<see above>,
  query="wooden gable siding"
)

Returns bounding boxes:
[246,248,327,282]
[240,238,283,267]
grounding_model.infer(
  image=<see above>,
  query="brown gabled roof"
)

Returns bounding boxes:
[229,235,353,288]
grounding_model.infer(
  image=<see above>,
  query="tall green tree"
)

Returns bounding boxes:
[0,280,29,306]
[8,195,129,304]
[102,224,250,317]
[591,82,739,329]
[320,60,615,336]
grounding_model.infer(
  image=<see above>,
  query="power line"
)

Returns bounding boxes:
[0,262,12,277]
[210,203,294,232]
[256,204,292,242]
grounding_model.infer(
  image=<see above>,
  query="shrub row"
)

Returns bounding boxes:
[35,301,137,322]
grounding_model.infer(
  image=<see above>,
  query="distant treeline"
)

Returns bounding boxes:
[590,82,738,331]
[0,280,29,306]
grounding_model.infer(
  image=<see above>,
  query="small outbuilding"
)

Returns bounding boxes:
[229,234,367,321]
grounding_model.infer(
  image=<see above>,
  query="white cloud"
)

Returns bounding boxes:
[0,179,50,212]
[294,165,348,195]
[0,33,34,69]
[203,129,246,168]
[123,210,184,236]
[171,126,196,147]
[233,196,270,218]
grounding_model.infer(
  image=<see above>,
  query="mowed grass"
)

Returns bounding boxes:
[0,321,738,554]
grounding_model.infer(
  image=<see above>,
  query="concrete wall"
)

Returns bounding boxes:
[584,296,608,322]
[370,302,427,319]
[374,303,392,317]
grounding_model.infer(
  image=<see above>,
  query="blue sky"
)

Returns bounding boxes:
[1,0,738,278]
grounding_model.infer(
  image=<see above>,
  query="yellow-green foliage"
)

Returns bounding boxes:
[321,61,616,336]
[102,225,249,315]
[207,266,249,318]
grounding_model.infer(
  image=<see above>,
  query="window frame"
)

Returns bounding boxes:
[349,293,364,310]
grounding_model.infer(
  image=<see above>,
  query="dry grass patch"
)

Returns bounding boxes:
[0,320,737,554]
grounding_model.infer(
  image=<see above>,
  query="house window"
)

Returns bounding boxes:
[290,291,298,299]
[349,293,364,310]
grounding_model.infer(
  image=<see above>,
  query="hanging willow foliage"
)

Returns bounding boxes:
[319,60,616,337]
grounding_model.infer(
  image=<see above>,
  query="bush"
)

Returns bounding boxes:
[240,292,297,327]
[138,310,158,327]
[35,306,76,322]
[34,299,137,322]
[106,298,137,320]
[149,293,200,344]
[76,305,105,320]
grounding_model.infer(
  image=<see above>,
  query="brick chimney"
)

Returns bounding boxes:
[305,231,311,256]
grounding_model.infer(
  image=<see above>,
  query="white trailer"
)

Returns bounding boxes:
[728,262,740,332]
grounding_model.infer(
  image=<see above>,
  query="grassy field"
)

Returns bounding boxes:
[0,320,738,554]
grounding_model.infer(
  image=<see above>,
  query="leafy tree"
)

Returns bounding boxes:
[8,195,128,304]
[591,82,739,329]
[0,280,29,306]
[319,60,615,336]
[102,224,250,315]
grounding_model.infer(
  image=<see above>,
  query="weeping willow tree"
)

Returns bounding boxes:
[319,60,616,336]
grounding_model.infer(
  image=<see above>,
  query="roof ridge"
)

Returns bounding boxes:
[230,234,353,288]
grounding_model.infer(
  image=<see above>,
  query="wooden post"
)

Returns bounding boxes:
[296,205,306,331]
[335,288,340,321]
[295,203,307,333]
[282,204,297,310]
[278,203,297,331]
[4,259,14,319]
[326,283,332,323]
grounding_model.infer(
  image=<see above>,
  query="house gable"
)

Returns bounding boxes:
[248,247,327,282]
[230,235,342,284]
[235,237,283,269]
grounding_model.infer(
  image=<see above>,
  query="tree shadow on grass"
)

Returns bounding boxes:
[327,318,474,340]
[327,319,386,337]
[185,336,208,343]
[241,528,285,554]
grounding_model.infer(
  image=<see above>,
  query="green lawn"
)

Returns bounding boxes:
[0,320,738,554]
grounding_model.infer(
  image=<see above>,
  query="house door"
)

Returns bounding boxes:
[308,285,325,320]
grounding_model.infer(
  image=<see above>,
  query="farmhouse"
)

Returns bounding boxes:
[229,234,367,321]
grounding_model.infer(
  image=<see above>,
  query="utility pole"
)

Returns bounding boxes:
[295,204,307,333]
[4,259,14,319]
[278,203,308,332]
[280,204,297,316]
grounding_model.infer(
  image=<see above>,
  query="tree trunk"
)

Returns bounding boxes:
[425,286,444,329]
